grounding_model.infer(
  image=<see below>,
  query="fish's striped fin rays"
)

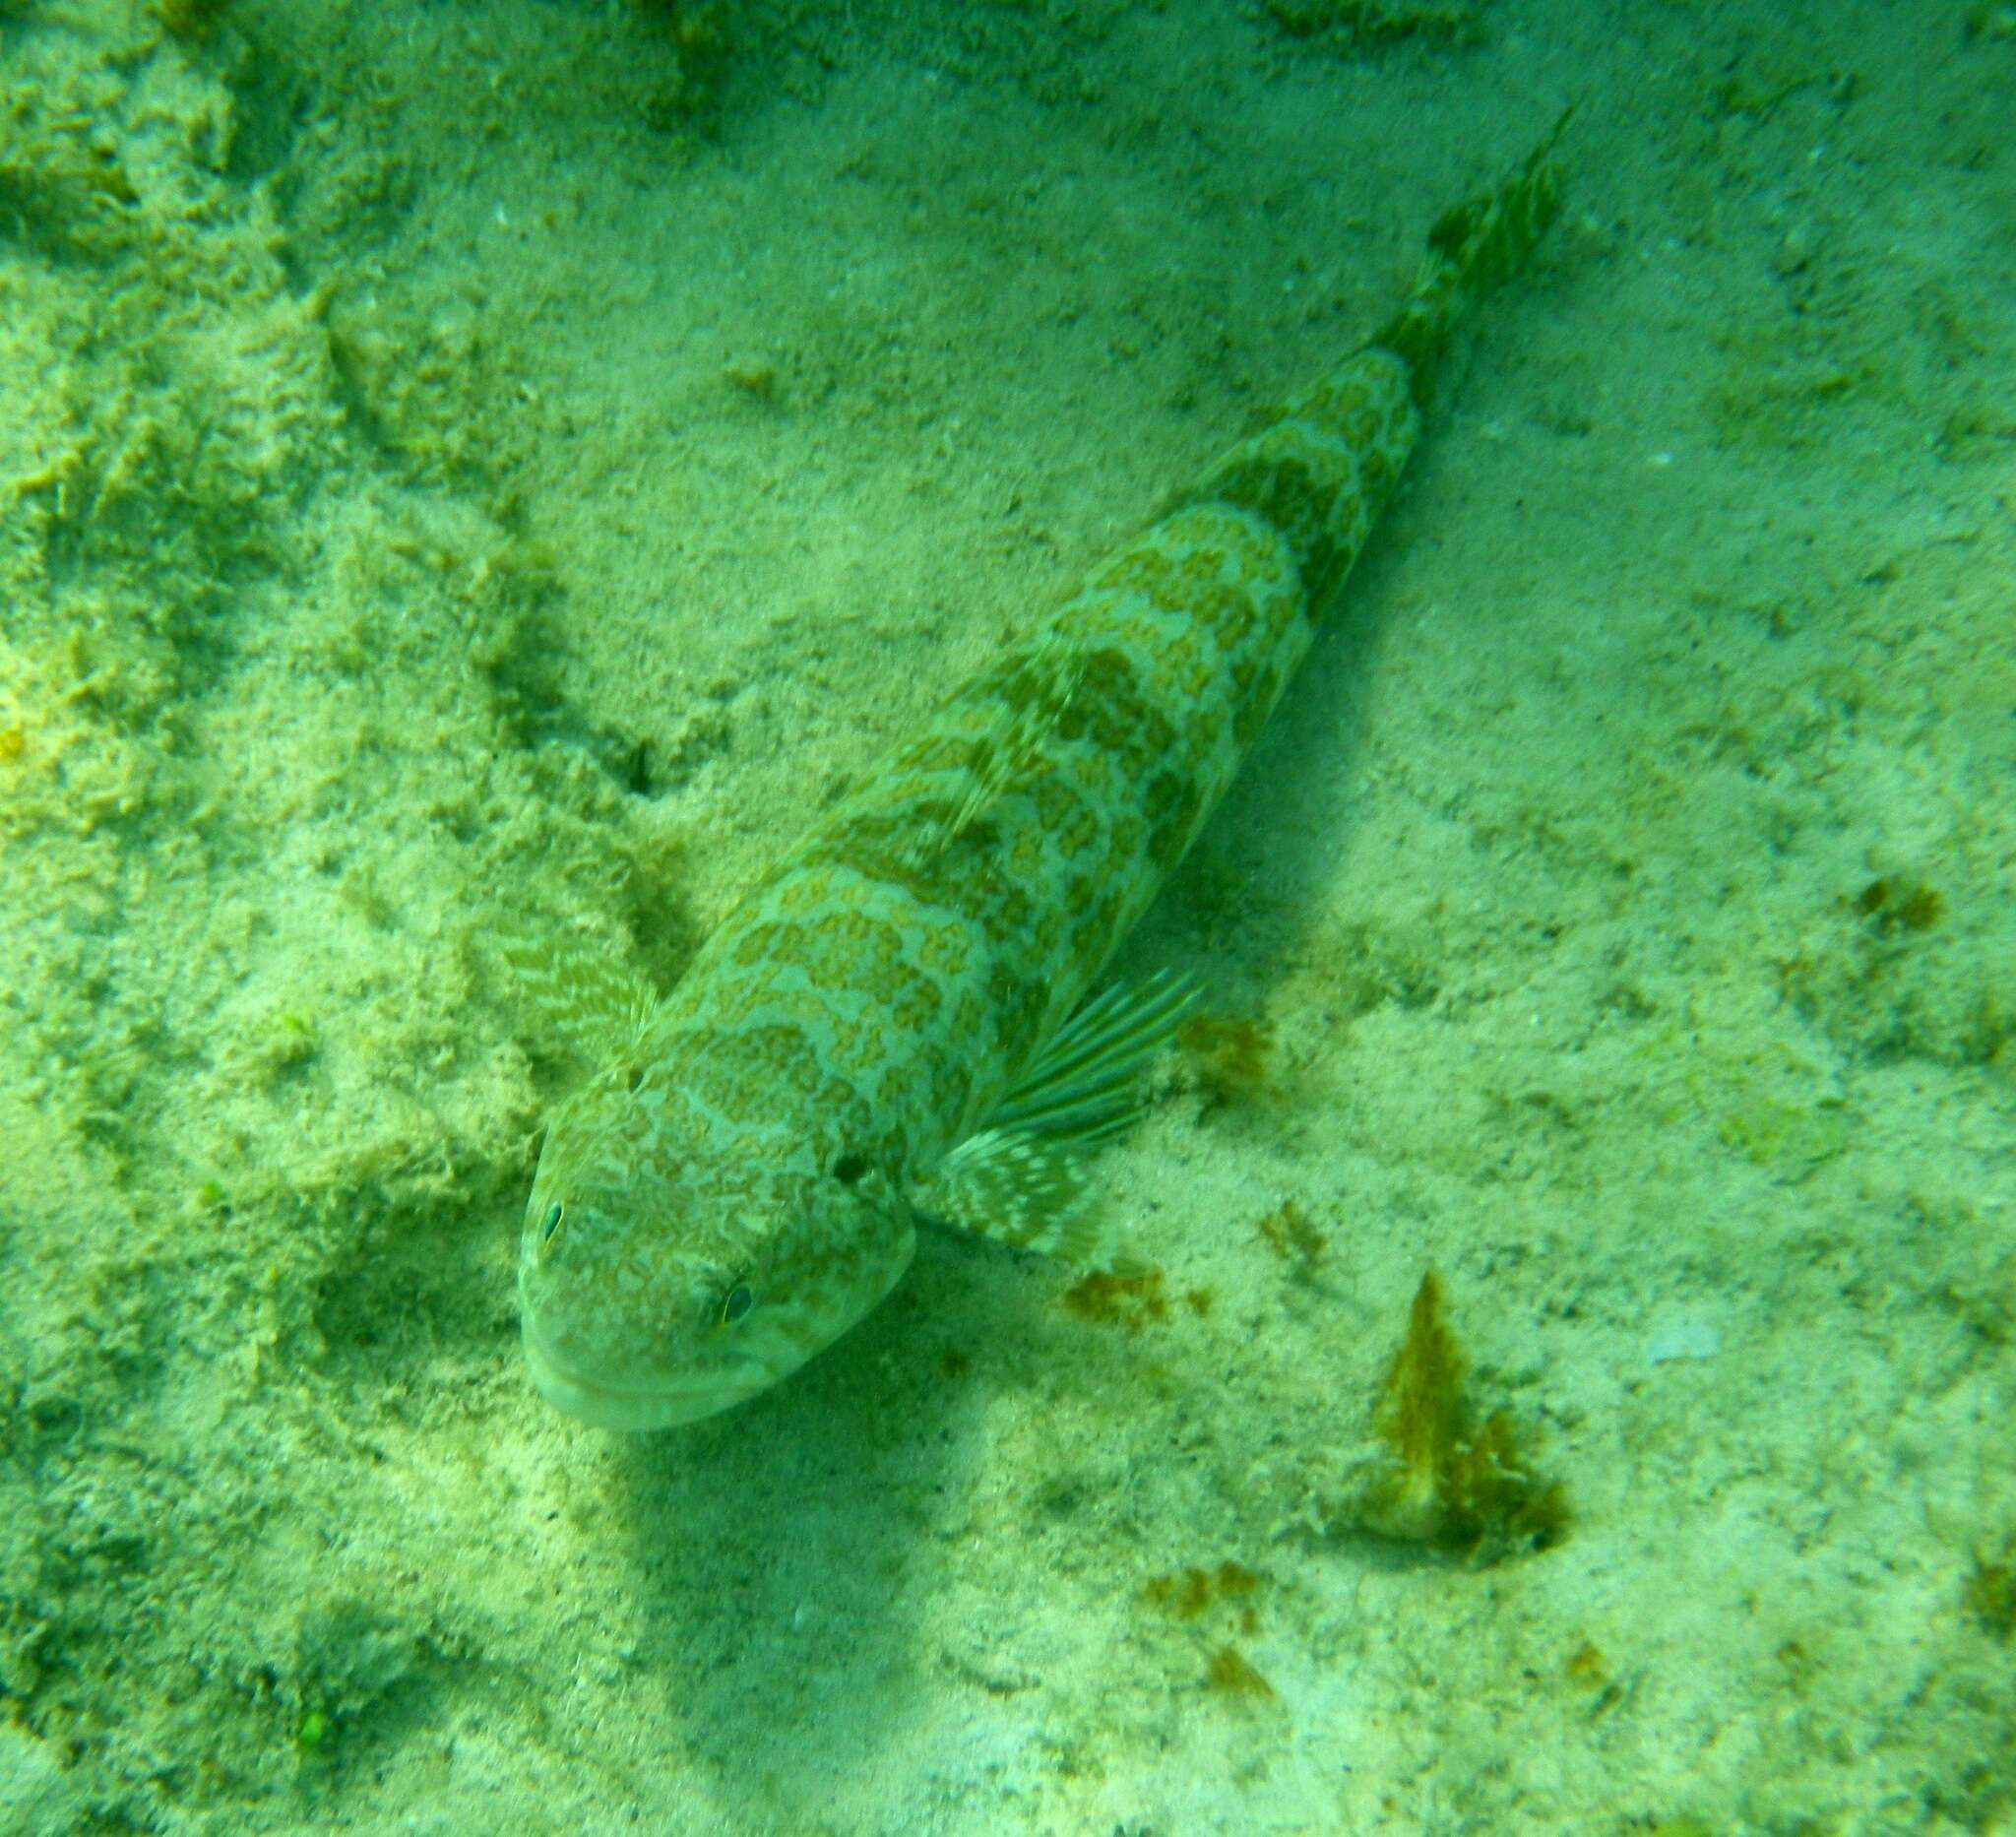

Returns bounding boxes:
[987,970,1199,1145]
[907,631,1088,865]
[914,971,1199,1264]
[499,927,659,1070]
[920,1127,1106,1263]
[1373,104,1575,403]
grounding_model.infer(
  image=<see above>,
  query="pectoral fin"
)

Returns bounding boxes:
[500,927,658,1071]
[914,971,1197,1264]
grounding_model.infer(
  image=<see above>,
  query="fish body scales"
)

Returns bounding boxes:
[518,127,1566,1428]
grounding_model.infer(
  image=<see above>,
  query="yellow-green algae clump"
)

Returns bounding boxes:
[1349,1269,1568,1561]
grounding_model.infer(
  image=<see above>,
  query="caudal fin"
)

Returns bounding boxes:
[1374,105,1574,403]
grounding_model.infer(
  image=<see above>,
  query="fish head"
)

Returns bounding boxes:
[516,1063,916,1430]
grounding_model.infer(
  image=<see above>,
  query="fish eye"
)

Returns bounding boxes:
[539,1200,564,1244]
[719,1283,755,1326]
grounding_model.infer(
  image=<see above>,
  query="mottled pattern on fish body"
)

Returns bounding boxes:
[518,127,1567,1428]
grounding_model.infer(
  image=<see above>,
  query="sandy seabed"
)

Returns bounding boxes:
[2,1,2012,1832]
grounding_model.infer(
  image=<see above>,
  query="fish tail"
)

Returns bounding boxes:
[1166,114,1569,616]
[1374,105,1574,403]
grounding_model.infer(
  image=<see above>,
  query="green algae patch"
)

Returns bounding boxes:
[1715,1092,1847,1173]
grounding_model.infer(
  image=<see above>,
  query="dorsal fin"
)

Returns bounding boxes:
[905,632,1085,864]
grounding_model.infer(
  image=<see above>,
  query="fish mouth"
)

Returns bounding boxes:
[521,1323,774,1431]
